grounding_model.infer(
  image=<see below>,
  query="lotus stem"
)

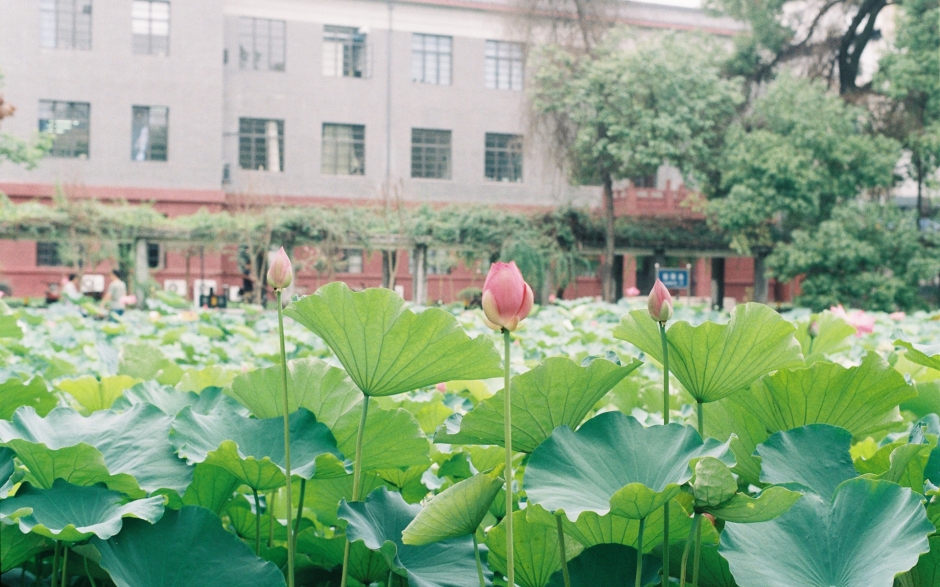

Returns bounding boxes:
[51,541,60,587]
[692,517,702,587]
[389,569,395,587]
[294,478,307,551]
[635,517,646,587]
[340,395,371,587]
[276,290,295,587]
[268,490,275,548]
[252,488,261,556]
[556,514,571,587]
[84,553,98,587]
[472,532,487,587]
[33,554,41,587]
[502,328,515,587]
[679,513,699,587]
[659,322,670,587]
[60,545,68,587]
[696,401,703,437]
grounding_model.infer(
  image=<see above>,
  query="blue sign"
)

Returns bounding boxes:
[657,268,689,289]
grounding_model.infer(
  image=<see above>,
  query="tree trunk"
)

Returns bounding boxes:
[753,252,769,304]
[382,251,397,289]
[602,173,616,302]
[916,155,925,220]
[711,257,725,310]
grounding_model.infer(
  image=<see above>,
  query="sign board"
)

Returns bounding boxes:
[657,268,689,290]
[164,279,187,297]
[80,274,105,293]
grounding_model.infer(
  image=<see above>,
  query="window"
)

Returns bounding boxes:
[411,129,451,180]
[411,33,451,85]
[147,243,164,269]
[322,25,368,78]
[340,249,363,274]
[632,174,656,188]
[131,106,168,161]
[239,18,286,71]
[484,133,523,182]
[484,40,523,90]
[132,0,169,56]
[36,242,62,267]
[410,249,453,275]
[40,0,92,50]
[39,100,90,158]
[322,123,365,175]
[238,118,284,172]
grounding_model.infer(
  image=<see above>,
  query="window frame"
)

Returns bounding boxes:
[410,128,452,180]
[484,132,524,183]
[321,123,366,176]
[132,0,170,56]
[40,0,93,50]
[484,40,524,91]
[131,105,169,162]
[411,33,452,85]
[36,242,62,267]
[238,117,285,172]
[238,17,286,71]
[322,25,369,78]
[39,100,91,159]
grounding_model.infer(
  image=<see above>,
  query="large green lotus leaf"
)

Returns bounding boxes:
[704,487,801,524]
[227,357,360,424]
[756,425,858,501]
[0,314,23,339]
[614,304,803,403]
[304,471,391,527]
[795,311,855,361]
[402,467,503,545]
[170,408,345,490]
[181,463,239,515]
[0,377,56,420]
[339,487,491,587]
[284,283,502,397]
[0,479,165,541]
[703,399,768,486]
[856,436,935,492]
[113,382,249,417]
[91,506,286,587]
[486,510,584,587]
[720,478,935,587]
[331,404,431,473]
[526,500,697,550]
[0,446,22,497]
[434,356,641,452]
[0,524,51,573]
[896,340,940,372]
[903,535,940,587]
[118,342,183,386]
[295,530,390,584]
[0,404,192,495]
[667,541,737,587]
[745,352,915,438]
[176,365,238,394]
[526,412,732,520]
[58,375,140,413]
[546,544,661,587]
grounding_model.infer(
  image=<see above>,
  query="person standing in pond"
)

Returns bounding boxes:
[102,269,127,317]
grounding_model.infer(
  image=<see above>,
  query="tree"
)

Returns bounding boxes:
[873,0,940,218]
[770,201,940,311]
[0,73,51,169]
[530,33,743,301]
[710,0,891,95]
[709,73,899,302]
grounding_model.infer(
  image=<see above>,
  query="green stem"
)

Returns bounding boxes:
[556,514,571,587]
[635,517,646,587]
[659,322,670,587]
[679,514,699,587]
[276,290,295,587]
[696,401,703,437]
[472,533,487,587]
[692,516,702,587]
[84,553,98,587]
[294,478,307,551]
[33,554,41,587]
[807,336,815,356]
[252,488,261,556]
[388,569,395,587]
[60,545,68,587]
[268,490,275,548]
[51,542,60,587]
[502,328,515,587]
[340,395,371,587]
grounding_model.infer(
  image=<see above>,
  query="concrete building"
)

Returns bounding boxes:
[1,0,764,302]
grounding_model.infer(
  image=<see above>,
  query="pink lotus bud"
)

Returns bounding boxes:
[481,261,534,332]
[435,383,447,393]
[626,286,641,297]
[647,280,673,323]
[267,247,293,290]
[807,320,819,338]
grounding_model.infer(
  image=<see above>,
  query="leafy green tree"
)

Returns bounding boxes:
[530,33,743,301]
[0,73,51,169]
[769,201,940,311]
[709,74,899,302]
[873,0,940,218]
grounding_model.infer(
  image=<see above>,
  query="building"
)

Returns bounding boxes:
[0,0,768,303]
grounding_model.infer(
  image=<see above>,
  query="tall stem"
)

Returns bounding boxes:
[84,553,98,587]
[294,478,307,550]
[556,514,571,587]
[502,329,515,587]
[679,515,699,587]
[340,396,371,587]
[252,488,261,556]
[696,401,703,437]
[472,533,487,587]
[659,322,670,587]
[268,490,275,548]
[693,401,704,587]
[276,290,295,587]
[51,542,60,587]
[634,517,646,587]
[60,546,68,587]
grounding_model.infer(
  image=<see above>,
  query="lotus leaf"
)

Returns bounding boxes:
[0,377,55,420]
[545,544,661,587]
[486,510,584,587]
[402,467,504,545]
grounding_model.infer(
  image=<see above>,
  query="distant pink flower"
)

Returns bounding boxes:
[830,305,874,336]
[435,383,447,393]
[120,295,137,306]
[548,294,557,304]
[481,262,533,332]
[626,286,641,296]
[889,311,906,321]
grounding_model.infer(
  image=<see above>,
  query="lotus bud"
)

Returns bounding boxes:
[481,261,534,332]
[267,247,293,290]
[648,279,673,323]
[807,320,819,339]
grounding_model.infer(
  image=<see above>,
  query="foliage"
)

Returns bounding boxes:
[769,201,940,312]
[0,73,51,171]
[1,292,939,587]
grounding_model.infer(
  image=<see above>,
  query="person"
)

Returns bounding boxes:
[61,274,80,303]
[103,269,128,317]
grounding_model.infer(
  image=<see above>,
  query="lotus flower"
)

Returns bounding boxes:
[267,247,293,290]
[119,295,137,306]
[830,305,874,337]
[648,280,673,323]
[482,261,534,331]
[626,286,641,296]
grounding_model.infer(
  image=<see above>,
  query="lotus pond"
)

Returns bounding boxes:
[1,286,939,587]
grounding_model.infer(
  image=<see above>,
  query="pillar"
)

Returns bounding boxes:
[412,245,427,305]
[134,238,149,303]
[693,258,711,298]
[711,257,725,310]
